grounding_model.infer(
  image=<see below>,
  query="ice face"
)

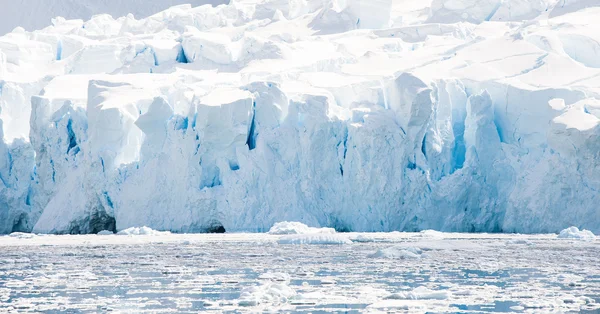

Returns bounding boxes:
[0,0,599,234]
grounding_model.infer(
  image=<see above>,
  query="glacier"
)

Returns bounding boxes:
[0,0,599,234]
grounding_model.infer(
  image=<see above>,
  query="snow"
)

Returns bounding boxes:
[268,221,336,235]
[0,0,599,235]
[558,226,596,241]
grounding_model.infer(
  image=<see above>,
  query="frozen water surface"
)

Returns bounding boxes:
[0,232,598,313]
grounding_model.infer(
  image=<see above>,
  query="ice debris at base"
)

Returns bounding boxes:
[369,246,423,259]
[0,0,600,235]
[97,230,114,235]
[278,234,352,245]
[8,232,36,239]
[116,226,170,236]
[268,221,336,235]
[558,226,596,241]
[419,230,446,238]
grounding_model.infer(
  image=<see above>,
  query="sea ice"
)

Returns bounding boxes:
[268,221,336,235]
[238,282,296,306]
[558,226,596,241]
[116,226,170,236]
[277,234,352,245]
[368,246,423,259]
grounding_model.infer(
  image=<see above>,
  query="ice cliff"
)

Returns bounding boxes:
[0,0,599,234]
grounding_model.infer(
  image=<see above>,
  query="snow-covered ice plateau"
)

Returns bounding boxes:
[0,231,598,312]
[0,0,600,234]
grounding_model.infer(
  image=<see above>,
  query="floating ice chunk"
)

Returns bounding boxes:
[350,232,405,243]
[268,221,336,235]
[419,229,446,238]
[8,232,36,239]
[557,273,585,285]
[505,239,534,246]
[557,226,596,241]
[258,272,291,282]
[385,286,451,300]
[116,226,170,235]
[238,282,295,306]
[369,246,423,259]
[351,234,379,242]
[278,234,351,245]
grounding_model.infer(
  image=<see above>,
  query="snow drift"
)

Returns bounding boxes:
[0,0,599,234]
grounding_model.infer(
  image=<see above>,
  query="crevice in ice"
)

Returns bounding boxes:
[88,208,116,234]
[12,213,29,233]
[333,224,352,233]
[67,205,116,235]
[100,157,105,173]
[49,159,56,182]
[407,160,417,170]
[103,191,114,208]
[246,102,257,150]
[174,116,188,132]
[451,133,466,172]
[191,113,198,130]
[151,49,159,66]
[339,128,348,176]
[25,187,32,206]
[206,222,226,233]
[66,119,78,155]
[200,166,221,189]
[176,45,189,63]
[7,150,12,178]
[329,216,352,232]
[421,134,428,160]
[380,79,389,110]
[494,119,505,143]
[229,160,240,171]
[485,1,502,21]
[56,39,63,61]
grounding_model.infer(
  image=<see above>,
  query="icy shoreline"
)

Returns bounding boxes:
[4,223,595,244]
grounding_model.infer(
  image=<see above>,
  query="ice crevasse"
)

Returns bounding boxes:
[0,0,599,234]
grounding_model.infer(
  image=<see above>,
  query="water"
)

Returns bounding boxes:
[0,232,598,312]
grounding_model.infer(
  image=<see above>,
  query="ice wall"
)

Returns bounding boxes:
[0,0,599,234]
